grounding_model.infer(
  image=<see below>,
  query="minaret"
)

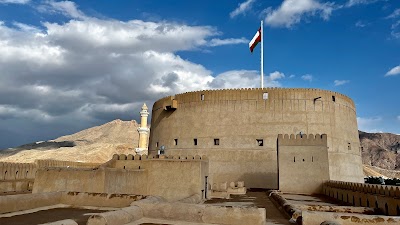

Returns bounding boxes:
[136,103,150,155]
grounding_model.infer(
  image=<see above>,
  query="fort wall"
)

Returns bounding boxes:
[323,180,400,216]
[0,162,36,193]
[33,154,209,201]
[149,88,364,188]
[35,159,101,169]
[278,134,330,194]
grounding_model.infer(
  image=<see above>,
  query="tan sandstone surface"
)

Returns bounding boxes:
[0,119,139,163]
[1,118,399,180]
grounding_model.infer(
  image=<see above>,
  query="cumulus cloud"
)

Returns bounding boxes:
[357,116,383,133]
[208,38,248,47]
[385,65,400,76]
[0,0,29,4]
[209,70,285,88]
[230,0,256,18]
[264,0,335,28]
[0,2,251,149]
[301,74,313,81]
[334,80,350,86]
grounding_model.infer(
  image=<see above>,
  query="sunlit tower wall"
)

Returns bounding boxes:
[136,103,150,155]
[149,88,364,189]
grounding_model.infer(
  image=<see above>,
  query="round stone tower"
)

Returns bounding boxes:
[149,88,364,188]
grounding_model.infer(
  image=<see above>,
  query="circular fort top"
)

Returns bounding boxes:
[152,88,355,112]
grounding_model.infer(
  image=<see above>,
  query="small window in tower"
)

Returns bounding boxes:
[348,142,351,150]
[312,156,314,162]
[263,92,269,100]
[194,138,198,146]
[174,139,178,145]
[201,94,205,101]
[332,96,336,102]
[156,142,159,148]
[294,157,296,162]
[214,139,220,145]
[256,139,263,146]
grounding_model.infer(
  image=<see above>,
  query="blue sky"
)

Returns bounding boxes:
[0,0,399,149]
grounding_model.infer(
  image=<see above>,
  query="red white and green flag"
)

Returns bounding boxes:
[249,27,261,53]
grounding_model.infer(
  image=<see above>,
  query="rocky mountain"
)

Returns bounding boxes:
[0,119,139,163]
[360,130,400,171]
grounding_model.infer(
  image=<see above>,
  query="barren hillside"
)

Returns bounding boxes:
[360,131,400,170]
[0,119,139,163]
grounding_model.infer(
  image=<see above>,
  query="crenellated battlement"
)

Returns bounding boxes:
[278,134,327,146]
[112,154,208,161]
[35,159,101,169]
[323,180,400,216]
[0,162,36,180]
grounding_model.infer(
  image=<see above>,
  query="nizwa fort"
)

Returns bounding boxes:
[1,88,400,225]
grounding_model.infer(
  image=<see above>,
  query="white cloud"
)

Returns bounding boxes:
[397,115,400,121]
[345,0,382,7]
[0,0,29,4]
[208,38,248,47]
[230,0,256,18]
[387,8,400,19]
[38,0,86,19]
[385,65,400,76]
[264,0,335,28]
[289,74,295,78]
[386,9,400,39]
[301,74,313,81]
[209,70,286,88]
[334,80,350,86]
[0,3,257,148]
[355,20,366,27]
[357,116,383,133]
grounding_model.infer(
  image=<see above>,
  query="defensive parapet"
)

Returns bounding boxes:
[0,162,36,180]
[35,159,101,169]
[323,180,400,216]
[112,154,208,161]
[0,162,36,193]
[277,134,327,146]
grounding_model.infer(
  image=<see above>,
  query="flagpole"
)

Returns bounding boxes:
[260,20,264,89]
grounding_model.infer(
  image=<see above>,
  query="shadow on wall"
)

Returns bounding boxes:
[238,172,278,190]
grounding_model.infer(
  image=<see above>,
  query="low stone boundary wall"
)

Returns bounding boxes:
[132,196,266,225]
[87,205,143,225]
[323,181,400,216]
[0,191,145,214]
[87,196,266,225]
[0,192,62,214]
[302,211,400,225]
[61,192,144,208]
[39,219,78,225]
[0,179,34,193]
[269,191,388,225]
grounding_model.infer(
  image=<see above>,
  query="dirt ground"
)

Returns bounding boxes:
[0,207,109,225]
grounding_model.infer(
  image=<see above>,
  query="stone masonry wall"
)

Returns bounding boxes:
[149,88,364,189]
[278,134,330,194]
